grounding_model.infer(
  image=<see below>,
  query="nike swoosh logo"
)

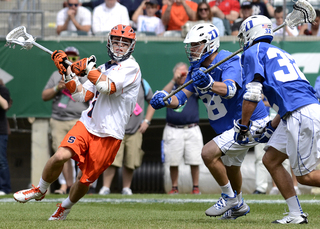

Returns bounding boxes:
[86,179,91,182]
[286,219,293,223]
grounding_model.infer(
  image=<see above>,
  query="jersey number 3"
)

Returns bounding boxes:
[267,47,307,82]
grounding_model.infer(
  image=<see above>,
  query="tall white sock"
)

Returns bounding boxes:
[38,177,51,194]
[61,196,76,209]
[220,181,234,196]
[286,196,303,216]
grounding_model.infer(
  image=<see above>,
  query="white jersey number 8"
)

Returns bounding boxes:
[267,47,307,82]
[200,94,227,121]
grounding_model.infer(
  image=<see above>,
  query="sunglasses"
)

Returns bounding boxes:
[68,56,79,61]
[199,8,209,12]
[68,3,79,7]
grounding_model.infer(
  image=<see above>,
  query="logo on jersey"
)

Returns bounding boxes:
[67,136,76,144]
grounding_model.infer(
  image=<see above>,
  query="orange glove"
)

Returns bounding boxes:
[51,50,69,75]
[71,55,96,77]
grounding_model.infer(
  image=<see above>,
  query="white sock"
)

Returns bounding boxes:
[286,195,303,216]
[237,192,243,206]
[61,196,76,209]
[220,181,234,197]
[38,177,51,194]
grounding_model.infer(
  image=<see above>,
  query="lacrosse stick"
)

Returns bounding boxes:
[163,0,316,101]
[5,26,72,66]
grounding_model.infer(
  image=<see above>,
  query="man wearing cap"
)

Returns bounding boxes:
[42,47,89,194]
[56,0,92,35]
[231,1,253,36]
[132,0,166,35]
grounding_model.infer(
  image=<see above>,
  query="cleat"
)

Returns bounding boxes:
[99,186,110,195]
[121,187,132,195]
[219,201,250,220]
[269,187,279,195]
[48,203,71,221]
[192,187,201,195]
[205,192,238,217]
[272,213,308,224]
[168,188,179,195]
[13,185,47,203]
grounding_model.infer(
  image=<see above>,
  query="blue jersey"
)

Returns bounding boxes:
[185,50,268,134]
[242,42,318,118]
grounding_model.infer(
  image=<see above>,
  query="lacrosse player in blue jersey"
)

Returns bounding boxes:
[150,23,269,219]
[235,15,320,224]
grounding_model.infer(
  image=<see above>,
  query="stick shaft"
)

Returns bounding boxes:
[31,41,73,66]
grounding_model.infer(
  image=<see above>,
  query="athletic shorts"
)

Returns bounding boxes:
[162,124,203,166]
[111,131,144,169]
[60,121,121,186]
[215,115,270,166]
[50,118,78,152]
[266,104,320,176]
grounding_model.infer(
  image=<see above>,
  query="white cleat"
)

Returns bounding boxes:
[13,185,46,203]
[121,187,133,195]
[219,201,250,220]
[205,192,238,217]
[48,203,71,221]
[99,186,110,195]
[272,213,308,224]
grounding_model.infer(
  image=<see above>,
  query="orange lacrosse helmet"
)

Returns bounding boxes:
[107,24,136,62]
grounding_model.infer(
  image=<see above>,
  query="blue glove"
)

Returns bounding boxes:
[234,119,253,145]
[150,90,172,110]
[253,121,275,143]
[191,67,214,91]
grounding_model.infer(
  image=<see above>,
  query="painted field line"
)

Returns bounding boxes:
[1,198,320,204]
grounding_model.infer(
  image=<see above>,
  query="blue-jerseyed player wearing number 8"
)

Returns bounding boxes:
[150,23,269,219]
[235,15,320,224]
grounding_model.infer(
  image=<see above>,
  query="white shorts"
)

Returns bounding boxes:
[266,103,320,176]
[215,115,270,166]
[162,124,203,166]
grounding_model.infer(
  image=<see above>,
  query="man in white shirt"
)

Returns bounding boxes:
[56,0,92,35]
[92,0,130,34]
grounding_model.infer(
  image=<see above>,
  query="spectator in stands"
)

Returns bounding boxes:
[299,9,320,36]
[273,6,298,37]
[99,69,155,195]
[195,2,225,36]
[231,1,253,36]
[251,0,274,18]
[208,0,240,35]
[56,0,92,35]
[120,0,162,19]
[92,0,130,34]
[162,63,203,195]
[0,79,11,195]
[42,47,89,195]
[161,0,198,31]
[132,0,166,35]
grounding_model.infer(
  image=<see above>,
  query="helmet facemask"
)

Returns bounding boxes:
[107,36,135,62]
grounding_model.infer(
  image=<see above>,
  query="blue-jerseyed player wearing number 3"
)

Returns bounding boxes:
[150,23,269,220]
[235,15,320,224]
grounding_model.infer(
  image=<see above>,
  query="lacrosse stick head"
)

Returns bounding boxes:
[285,0,316,29]
[5,26,35,50]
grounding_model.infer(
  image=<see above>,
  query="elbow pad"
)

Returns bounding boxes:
[222,80,237,99]
[175,90,187,109]
[243,82,262,102]
[72,88,86,102]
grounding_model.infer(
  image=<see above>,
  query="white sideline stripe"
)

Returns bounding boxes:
[2,198,320,204]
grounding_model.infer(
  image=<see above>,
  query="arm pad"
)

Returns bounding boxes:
[175,90,187,109]
[243,81,262,102]
[222,80,237,99]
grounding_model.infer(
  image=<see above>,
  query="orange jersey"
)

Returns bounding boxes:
[60,121,121,186]
[162,1,198,31]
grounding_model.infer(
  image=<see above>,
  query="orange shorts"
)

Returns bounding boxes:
[60,121,121,186]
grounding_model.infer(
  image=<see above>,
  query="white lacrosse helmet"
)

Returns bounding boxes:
[184,23,220,68]
[238,15,273,50]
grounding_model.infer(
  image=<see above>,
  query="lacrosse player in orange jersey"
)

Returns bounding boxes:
[13,24,141,220]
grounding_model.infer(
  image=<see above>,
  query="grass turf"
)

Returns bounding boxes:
[1,194,320,228]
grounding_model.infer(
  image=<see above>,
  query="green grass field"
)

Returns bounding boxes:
[1,194,320,229]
